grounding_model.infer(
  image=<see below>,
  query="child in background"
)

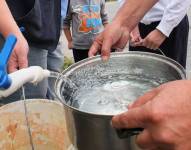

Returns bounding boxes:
[64,0,108,62]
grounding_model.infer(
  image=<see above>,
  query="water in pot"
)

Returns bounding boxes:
[55,52,186,150]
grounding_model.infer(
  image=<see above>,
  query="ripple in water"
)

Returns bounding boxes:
[71,74,163,115]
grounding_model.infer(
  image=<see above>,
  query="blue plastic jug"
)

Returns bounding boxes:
[0,35,17,89]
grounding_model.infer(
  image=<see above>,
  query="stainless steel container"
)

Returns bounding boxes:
[55,52,186,150]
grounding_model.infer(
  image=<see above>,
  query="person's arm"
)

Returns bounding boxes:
[101,0,109,27]
[156,0,191,37]
[140,29,166,50]
[0,0,29,72]
[114,0,158,30]
[0,0,21,37]
[89,0,158,60]
[63,27,72,49]
[112,80,191,149]
[63,2,73,49]
[141,0,191,50]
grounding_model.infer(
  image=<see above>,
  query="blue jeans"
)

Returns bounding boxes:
[46,40,64,100]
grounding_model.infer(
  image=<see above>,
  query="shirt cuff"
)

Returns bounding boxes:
[156,20,175,37]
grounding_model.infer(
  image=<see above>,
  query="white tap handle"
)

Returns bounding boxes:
[0,66,50,98]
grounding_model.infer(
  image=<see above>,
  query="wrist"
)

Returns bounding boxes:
[112,19,130,33]
[156,22,173,37]
[2,26,24,40]
[155,29,167,39]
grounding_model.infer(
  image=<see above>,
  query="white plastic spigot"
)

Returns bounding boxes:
[0,66,50,98]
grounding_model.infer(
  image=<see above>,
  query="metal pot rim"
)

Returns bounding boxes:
[55,52,186,117]
[63,51,186,78]
[0,99,62,108]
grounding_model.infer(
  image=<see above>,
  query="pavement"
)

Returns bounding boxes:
[62,1,191,75]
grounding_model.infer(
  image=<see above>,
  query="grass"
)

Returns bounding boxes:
[63,56,74,70]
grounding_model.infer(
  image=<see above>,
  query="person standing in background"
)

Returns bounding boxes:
[119,0,190,68]
[1,0,61,104]
[46,0,69,100]
[0,0,28,73]
[63,0,108,62]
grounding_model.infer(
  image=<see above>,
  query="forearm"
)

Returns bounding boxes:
[132,25,139,32]
[113,0,158,31]
[63,28,72,42]
[0,0,23,38]
[156,0,191,37]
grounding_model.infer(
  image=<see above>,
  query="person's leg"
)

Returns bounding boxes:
[160,15,189,68]
[47,40,64,100]
[0,46,48,104]
[72,49,89,63]
[25,47,48,98]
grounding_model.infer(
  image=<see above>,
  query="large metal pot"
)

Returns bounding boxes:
[55,52,186,150]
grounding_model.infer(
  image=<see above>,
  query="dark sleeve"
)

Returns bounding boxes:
[6,0,35,20]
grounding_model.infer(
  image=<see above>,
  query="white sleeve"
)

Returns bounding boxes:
[156,0,191,37]
[118,0,125,7]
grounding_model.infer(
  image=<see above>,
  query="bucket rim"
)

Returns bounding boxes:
[55,51,186,117]
[62,51,186,79]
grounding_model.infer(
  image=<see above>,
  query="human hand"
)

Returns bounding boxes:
[141,29,166,50]
[112,80,191,150]
[129,26,142,47]
[89,21,130,61]
[8,34,29,73]
[68,41,73,49]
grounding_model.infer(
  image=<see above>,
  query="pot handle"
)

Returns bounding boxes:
[156,48,166,56]
[116,128,144,139]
